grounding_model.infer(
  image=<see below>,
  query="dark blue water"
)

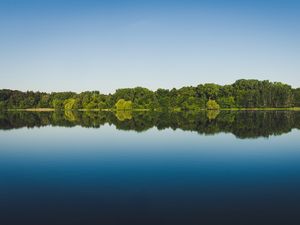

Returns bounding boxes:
[1,111,300,224]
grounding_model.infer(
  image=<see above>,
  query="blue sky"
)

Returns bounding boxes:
[0,0,299,93]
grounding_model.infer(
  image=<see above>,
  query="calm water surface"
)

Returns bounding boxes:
[0,111,300,224]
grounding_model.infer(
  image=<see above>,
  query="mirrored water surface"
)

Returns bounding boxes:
[0,111,300,225]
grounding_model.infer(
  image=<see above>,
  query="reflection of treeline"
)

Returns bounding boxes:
[1,79,300,110]
[1,111,300,139]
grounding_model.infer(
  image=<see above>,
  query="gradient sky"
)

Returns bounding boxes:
[0,0,299,93]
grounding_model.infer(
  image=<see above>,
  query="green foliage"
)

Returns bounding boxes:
[0,79,299,110]
[206,100,220,110]
[293,88,300,107]
[203,84,220,99]
[0,101,5,110]
[85,101,98,110]
[73,98,82,109]
[39,94,50,108]
[52,99,64,109]
[64,98,76,110]
[217,97,235,108]
[233,80,293,108]
[156,89,171,110]
[115,99,133,110]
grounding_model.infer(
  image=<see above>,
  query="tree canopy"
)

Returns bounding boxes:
[206,100,220,110]
[0,79,299,111]
[115,99,133,111]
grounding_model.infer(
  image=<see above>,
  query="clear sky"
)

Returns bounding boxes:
[0,0,299,93]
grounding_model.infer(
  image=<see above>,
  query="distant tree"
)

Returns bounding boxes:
[217,97,236,108]
[0,79,298,110]
[98,101,107,109]
[64,98,76,110]
[0,101,5,110]
[115,99,133,110]
[206,100,220,110]
[123,101,133,110]
[73,98,82,109]
[203,84,220,99]
[39,94,51,108]
[293,88,300,107]
[52,99,64,110]
[155,89,171,110]
[85,101,98,110]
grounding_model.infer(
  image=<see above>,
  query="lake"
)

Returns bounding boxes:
[1,110,300,225]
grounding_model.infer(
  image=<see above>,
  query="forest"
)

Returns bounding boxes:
[1,79,300,111]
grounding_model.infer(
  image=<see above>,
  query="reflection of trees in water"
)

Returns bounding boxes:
[115,111,132,121]
[64,110,76,122]
[206,110,220,120]
[0,110,300,139]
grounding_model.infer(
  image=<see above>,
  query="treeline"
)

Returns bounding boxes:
[1,111,300,139]
[1,79,300,110]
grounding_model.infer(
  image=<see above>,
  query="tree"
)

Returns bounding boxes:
[217,97,235,108]
[0,79,298,110]
[0,101,5,110]
[203,84,220,99]
[293,88,300,107]
[39,94,50,108]
[206,100,220,110]
[64,98,76,110]
[156,89,171,110]
[52,99,64,110]
[115,99,133,110]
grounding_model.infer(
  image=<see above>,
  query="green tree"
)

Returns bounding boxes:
[52,99,64,110]
[115,99,133,110]
[0,101,5,110]
[203,84,220,99]
[156,89,171,110]
[39,94,51,108]
[293,88,300,107]
[206,100,220,110]
[0,79,298,110]
[217,97,236,108]
[64,98,76,110]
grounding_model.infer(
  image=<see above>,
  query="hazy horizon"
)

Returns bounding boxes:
[1,0,299,93]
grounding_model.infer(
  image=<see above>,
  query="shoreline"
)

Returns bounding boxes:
[5,107,300,112]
